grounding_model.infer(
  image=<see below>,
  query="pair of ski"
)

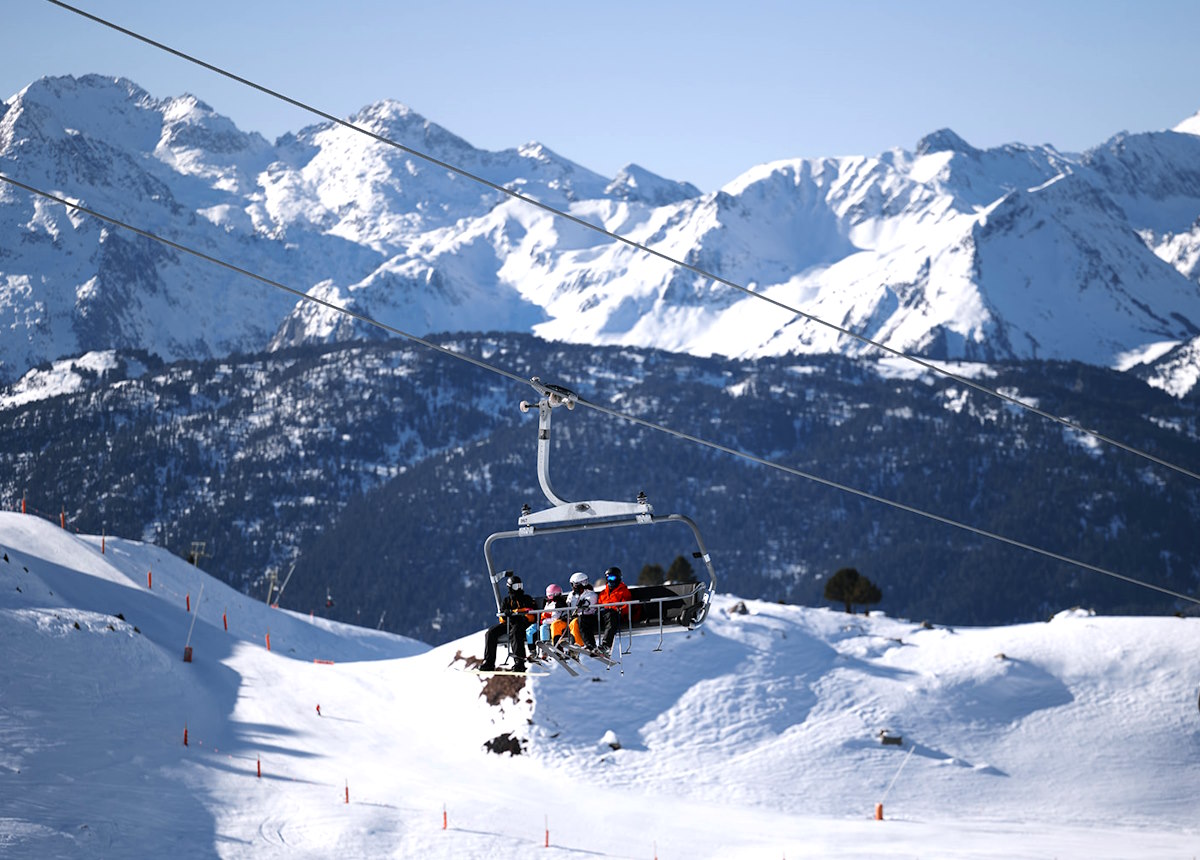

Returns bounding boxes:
[534,640,617,676]
[466,642,616,677]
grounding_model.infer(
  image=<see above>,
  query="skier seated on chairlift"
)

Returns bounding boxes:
[597,566,637,653]
[479,574,538,673]
[527,583,568,656]
[566,570,600,651]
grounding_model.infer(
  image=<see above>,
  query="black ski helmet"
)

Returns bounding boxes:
[506,574,523,592]
[604,566,622,583]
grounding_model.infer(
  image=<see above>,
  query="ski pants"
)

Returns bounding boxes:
[484,616,530,666]
[572,613,599,649]
[599,608,627,650]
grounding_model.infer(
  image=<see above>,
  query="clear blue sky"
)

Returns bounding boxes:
[5,0,1200,192]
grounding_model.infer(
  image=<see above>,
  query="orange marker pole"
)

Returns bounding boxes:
[875,802,884,821]
[257,758,261,778]
[223,611,228,631]
[344,781,349,804]
[148,570,152,589]
[442,804,447,830]
[265,631,271,651]
[183,725,189,747]
[544,815,549,848]
[186,593,191,612]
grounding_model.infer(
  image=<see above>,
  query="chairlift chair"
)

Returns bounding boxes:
[482,378,717,653]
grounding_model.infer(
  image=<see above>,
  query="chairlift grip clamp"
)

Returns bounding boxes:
[527,376,577,410]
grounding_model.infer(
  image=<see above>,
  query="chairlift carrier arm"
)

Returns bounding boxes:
[483,378,717,632]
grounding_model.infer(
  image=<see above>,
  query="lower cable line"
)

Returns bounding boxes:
[2,170,1195,610]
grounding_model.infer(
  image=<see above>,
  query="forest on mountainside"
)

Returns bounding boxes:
[2,335,1197,644]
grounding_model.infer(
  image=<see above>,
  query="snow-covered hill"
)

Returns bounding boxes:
[4,74,1200,389]
[2,511,1198,858]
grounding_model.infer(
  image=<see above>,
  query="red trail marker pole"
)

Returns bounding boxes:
[183,584,204,662]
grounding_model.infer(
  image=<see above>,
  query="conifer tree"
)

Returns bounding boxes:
[852,577,883,616]
[667,554,697,583]
[638,563,666,586]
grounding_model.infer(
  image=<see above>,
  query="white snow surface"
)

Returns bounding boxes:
[0,350,120,408]
[2,512,1199,858]
[1173,109,1200,137]
[1143,334,1200,398]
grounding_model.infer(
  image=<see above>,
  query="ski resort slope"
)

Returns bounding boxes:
[1,511,1198,859]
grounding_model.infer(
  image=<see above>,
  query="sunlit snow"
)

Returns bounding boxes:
[2,512,1198,858]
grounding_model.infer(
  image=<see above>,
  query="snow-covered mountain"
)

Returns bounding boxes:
[4,74,1200,390]
[1137,332,1200,397]
[2,512,1198,858]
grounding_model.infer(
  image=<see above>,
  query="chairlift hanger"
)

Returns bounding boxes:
[483,377,717,646]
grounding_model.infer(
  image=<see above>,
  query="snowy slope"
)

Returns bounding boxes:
[1139,333,1200,397]
[2,511,1198,859]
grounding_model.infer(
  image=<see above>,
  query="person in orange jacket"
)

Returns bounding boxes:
[597,566,635,653]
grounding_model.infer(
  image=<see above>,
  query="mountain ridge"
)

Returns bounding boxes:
[3,74,1200,389]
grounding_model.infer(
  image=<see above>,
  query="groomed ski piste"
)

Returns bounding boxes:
[1,510,1198,859]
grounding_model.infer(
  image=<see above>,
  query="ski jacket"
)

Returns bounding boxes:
[567,588,597,616]
[539,594,566,624]
[500,592,538,623]
[597,582,633,618]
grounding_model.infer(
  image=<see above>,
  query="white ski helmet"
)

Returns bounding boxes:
[569,571,589,587]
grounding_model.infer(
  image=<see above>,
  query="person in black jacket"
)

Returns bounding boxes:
[479,574,538,672]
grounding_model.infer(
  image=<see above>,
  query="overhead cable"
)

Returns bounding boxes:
[42,0,1200,486]
[3,170,1195,610]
